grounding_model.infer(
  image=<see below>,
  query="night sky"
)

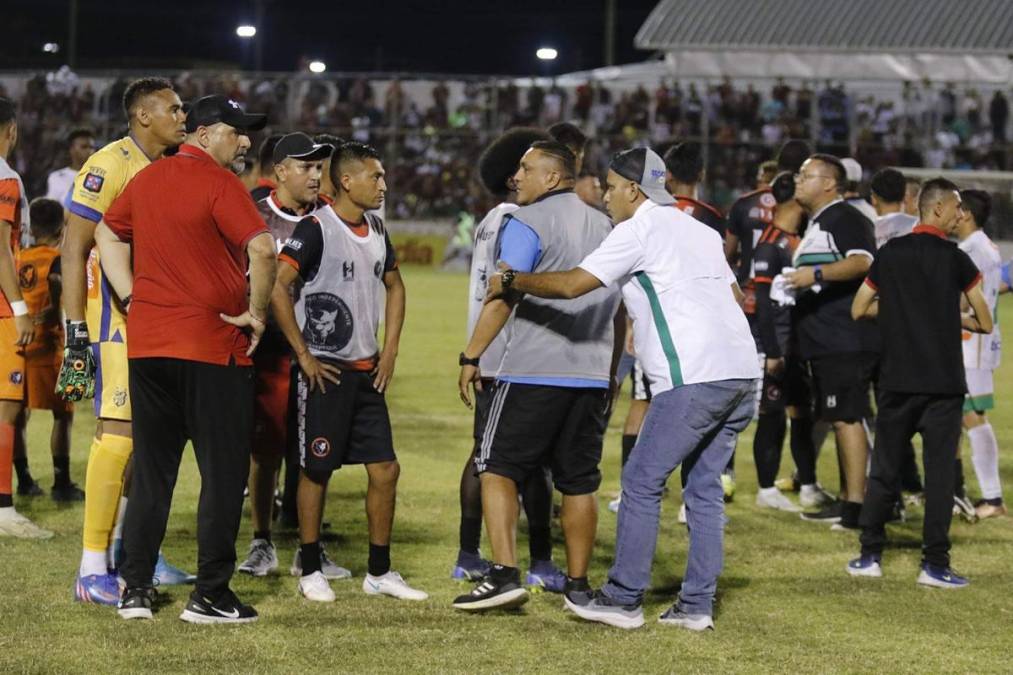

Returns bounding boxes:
[4,0,659,75]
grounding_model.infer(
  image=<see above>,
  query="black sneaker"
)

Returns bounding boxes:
[801,500,843,523]
[452,572,529,612]
[118,586,157,620]
[563,577,594,608]
[16,479,44,497]
[179,589,258,624]
[51,483,85,502]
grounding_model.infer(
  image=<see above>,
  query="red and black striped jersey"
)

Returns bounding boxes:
[673,196,725,237]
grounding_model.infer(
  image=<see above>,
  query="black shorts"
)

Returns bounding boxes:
[759,355,812,414]
[630,359,652,402]
[809,352,877,423]
[470,379,495,454]
[475,382,607,495]
[296,366,396,474]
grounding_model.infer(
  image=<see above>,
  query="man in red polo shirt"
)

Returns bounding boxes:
[94,95,276,624]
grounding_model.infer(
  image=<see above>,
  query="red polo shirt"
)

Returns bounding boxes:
[104,144,269,366]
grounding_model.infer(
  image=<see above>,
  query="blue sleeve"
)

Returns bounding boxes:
[496,217,541,273]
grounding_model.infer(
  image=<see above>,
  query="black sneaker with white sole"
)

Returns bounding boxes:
[118,586,157,620]
[801,500,843,523]
[179,589,258,624]
[452,568,529,612]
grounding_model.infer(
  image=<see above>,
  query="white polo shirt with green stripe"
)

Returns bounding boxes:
[579,200,760,394]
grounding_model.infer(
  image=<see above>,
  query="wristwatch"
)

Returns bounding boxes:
[459,352,480,367]
[501,268,517,290]
[813,266,824,283]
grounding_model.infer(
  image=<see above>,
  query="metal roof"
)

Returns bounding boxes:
[635,0,1013,55]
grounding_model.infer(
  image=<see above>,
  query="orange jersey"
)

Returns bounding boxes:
[0,156,27,318]
[17,245,62,357]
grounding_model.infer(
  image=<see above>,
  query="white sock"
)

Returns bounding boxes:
[0,506,16,518]
[759,487,779,497]
[800,483,818,493]
[969,423,1002,500]
[106,497,128,568]
[80,549,108,577]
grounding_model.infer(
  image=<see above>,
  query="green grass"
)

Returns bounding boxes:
[2,266,1012,674]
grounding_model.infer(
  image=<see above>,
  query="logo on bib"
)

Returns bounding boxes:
[302,293,354,352]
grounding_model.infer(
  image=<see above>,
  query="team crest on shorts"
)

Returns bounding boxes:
[311,437,331,458]
[113,388,128,407]
[9,371,23,385]
[302,293,354,352]
[766,384,782,401]
[826,395,837,409]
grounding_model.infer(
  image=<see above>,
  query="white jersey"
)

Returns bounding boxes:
[874,211,917,249]
[847,197,879,225]
[45,166,77,203]
[580,200,760,394]
[467,202,518,375]
[960,230,1001,370]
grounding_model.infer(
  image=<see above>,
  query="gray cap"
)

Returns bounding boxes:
[609,147,676,206]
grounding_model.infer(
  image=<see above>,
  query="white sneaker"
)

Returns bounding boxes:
[608,493,621,513]
[298,571,336,602]
[799,483,836,509]
[677,503,687,524]
[237,538,278,577]
[290,547,352,580]
[0,508,54,539]
[363,571,428,601]
[756,487,802,512]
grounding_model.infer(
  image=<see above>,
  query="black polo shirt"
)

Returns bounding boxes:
[865,224,981,395]
[792,200,878,359]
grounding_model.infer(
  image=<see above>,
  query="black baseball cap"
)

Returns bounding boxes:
[272,132,334,164]
[185,95,267,133]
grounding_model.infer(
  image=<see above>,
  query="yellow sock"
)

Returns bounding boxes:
[82,434,132,554]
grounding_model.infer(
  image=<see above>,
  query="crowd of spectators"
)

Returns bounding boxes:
[3,69,1011,218]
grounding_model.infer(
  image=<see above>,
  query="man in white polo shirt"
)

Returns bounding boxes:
[486,148,760,631]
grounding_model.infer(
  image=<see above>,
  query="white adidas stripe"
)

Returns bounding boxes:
[476,382,510,471]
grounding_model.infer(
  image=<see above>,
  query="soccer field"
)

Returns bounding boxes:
[2,266,1011,674]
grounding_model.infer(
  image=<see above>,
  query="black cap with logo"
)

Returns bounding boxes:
[185,95,267,134]
[272,132,334,164]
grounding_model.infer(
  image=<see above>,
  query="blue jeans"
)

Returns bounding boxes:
[602,378,757,614]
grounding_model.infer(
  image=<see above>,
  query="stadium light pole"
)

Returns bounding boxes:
[67,0,78,68]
